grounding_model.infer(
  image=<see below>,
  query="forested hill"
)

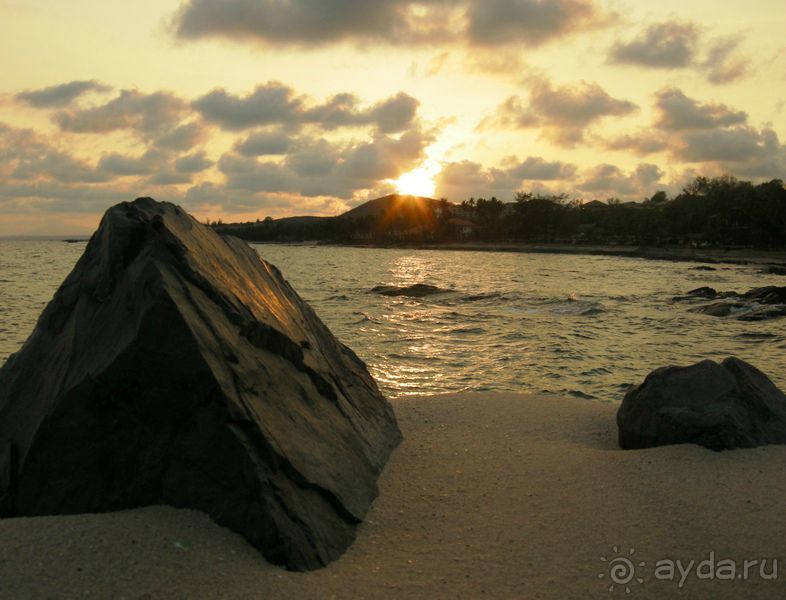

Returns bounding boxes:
[212,177,786,249]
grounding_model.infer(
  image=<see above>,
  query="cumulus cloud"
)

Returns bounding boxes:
[504,156,577,180]
[577,163,664,197]
[155,122,209,151]
[96,150,163,177]
[218,126,434,199]
[485,78,636,146]
[172,0,606,49]
[193,82,419,132]
[235,129,295,156]
[15,80,110,108]
[675,126,783,165]
[608,20,750,84]
[466,0,602,47]
[702,36,750,84]
[654,88,747,131]
[435,155,577,200]
[175,151,214,173]
[602,131,669,155]
[55,90,188,135]
[610,21,698,68]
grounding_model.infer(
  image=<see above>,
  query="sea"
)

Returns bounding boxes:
[2,239,785,402]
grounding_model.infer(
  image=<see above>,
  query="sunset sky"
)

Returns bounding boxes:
[1,0,785,234]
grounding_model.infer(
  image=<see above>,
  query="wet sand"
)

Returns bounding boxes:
[2,392,785,599]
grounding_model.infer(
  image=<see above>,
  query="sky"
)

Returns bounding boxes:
[1,0,785,235]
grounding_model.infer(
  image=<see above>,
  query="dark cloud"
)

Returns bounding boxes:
[702,36,750,84]
[155,122,209,151]
[11,151,107,184]
[602,131,669,155]
[608,21,750,84]
[609,21,698,68]
[435,155,576,200]
[193,83,419,133]
[55,90,188,134]
[654,88,747,131]
[676,126,781,163]
[505,156,577,180]
[235,130,294,156]
[466,0,601,47]
[218,127,433,199]
[435,160,517,199]
[96,150,162,177]
[174,0,410,46]
[15,80,110,108]
[486,79,636,146]
[172,0,605,49]
[577,163,664,197]
[175,151,213,173]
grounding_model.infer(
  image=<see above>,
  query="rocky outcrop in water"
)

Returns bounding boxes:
[0,198,401,570]
[617,357,786,451]
[673,285,786,321]
[371,283,451,298]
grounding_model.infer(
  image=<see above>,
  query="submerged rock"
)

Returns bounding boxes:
[617,357,786,451]
[370,283,451,298]
[0,198,401,570]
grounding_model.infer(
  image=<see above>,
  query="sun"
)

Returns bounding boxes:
[394,166,437,197]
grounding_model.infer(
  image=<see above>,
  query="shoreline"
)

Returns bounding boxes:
[251,239,786,268]
[2,392,785,599]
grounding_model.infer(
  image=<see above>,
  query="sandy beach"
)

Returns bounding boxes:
[2,392,785,599]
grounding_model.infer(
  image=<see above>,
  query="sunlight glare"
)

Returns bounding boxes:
[394,163,438,197]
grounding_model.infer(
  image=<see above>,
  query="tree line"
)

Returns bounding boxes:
[213,175,786,249]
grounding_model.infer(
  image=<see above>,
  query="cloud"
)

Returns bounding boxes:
[96,151,161,177]
[609,21,698,68]
[218,126,434,199]
[15,80,111,108]
[172,0,606,49]
[504,156,577,180]
[485,78,636,146]
[702,36,750,84]
[55,90,188,135]
[155,122,209,151]
[465,0,603,47]
[173,0,443,46]
[675,126,783,164]
[435,155,577,200]
[175,151,214,173]
[193,82,419,132]
[602,131,669,155]
[577,163,664,197]
[11,151,108,184]
[654,88,747,131]
[235,129,295,156]
[608,20,750,84]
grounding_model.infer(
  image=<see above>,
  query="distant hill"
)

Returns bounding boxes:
[339,194,440,221]
[213,193,445,242]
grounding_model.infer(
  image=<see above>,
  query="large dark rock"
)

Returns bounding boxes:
[0,198,401,570]
[617,357,786,451]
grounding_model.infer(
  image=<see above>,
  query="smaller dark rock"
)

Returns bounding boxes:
[689,302,746,317]
[690,265,717,271]
[371,283,452,298]
[760,266,786,276]
[742,286,786,304]
[687,286,718,298]
[617,357,786,451]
